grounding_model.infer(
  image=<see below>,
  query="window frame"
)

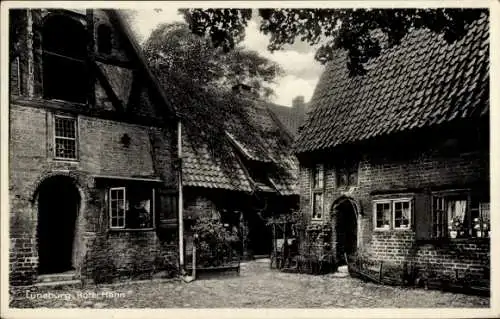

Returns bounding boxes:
[108,186,156,231]
[431,190,479,239]
[373,200,392,230]
[392,198,413,230]
[311,164,324,221]
[41,15,89,104]
[109,187,126,230]
[53,114,79,161]
[336,161,358,188]
[373,197,413,231]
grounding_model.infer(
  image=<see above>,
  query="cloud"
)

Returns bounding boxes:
[242,18,324,105]
[270,75,319,106]
[131,8,324,106]
[132,9,184,42]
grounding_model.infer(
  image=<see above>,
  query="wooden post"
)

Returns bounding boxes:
[177,120,184,273]
[379,262,384,283]
[192,235,196,280]
[271,223,276,269]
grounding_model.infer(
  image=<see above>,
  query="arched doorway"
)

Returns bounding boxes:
[332,197,358,265]
[36,176,80,274]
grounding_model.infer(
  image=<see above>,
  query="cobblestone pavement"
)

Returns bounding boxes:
[9,261,489,308]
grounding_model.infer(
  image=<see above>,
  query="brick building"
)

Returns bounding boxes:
[294,15,489,281]
[9,9,180,285]
[180,90,299,258]
[267,95,308,137]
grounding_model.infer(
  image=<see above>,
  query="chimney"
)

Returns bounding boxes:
[292,95,306,113]
[232,83,253,95]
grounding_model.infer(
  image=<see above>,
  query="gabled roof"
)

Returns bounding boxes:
[182,97,299,196]
[267,103,306,137]
[106,10,177,120]
[295,14,489,154]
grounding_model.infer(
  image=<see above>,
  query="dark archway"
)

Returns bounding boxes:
[36,176,80,274]
[333,198,358,265]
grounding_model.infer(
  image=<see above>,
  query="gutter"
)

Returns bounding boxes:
[178,120,196,283]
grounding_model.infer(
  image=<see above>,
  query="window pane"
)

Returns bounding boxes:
[376,203,391,228]
[475,202,490,238]
[313,193,323,219]
[447,199,467,237]
[338,169,348,187]
[54,117,77,159]
[394,201,410,229]
[313,164,323,188]
[126,186,154,228]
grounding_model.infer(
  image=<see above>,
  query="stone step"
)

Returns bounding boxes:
[337,265,349,273]
[34,279,81,287]
[37,271,78,283]
[255,258,271,263]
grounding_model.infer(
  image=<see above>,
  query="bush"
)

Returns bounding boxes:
[191,216,240,267]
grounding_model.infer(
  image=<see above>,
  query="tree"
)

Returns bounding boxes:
[143,22,283,99]
[180,8,486,76]
[142,22,282,177]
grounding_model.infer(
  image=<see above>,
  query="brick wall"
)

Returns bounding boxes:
[298,133,489,279]
[368,231,489,280]
[81,231,163,282]
[9,103,177,285]
[9,237,38,286]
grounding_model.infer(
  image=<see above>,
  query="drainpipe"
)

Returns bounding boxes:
[177,120,185,274]
[178,120,196,283]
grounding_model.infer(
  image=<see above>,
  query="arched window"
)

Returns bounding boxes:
[97,24,112,55]
[42,15,87,103]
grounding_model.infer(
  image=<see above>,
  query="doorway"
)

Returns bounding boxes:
[334,198,358,265]
[37,176,80,274]
[245,211,272,257]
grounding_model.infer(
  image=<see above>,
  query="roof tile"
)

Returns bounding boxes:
[295,15,489,153]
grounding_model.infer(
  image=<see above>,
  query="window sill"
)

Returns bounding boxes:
[53,157,79,163]
[374,227,412,232]
[417,237,490,244]
[108,228,156,232]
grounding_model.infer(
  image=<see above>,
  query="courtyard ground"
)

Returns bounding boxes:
[9,260,489,308]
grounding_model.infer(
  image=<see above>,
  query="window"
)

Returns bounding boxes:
[97,24,112,54]
[373,198,412,230]
[374,201,391,229]
[110,187,126,228]
[42,15,88,103]
[158,192,178,222]
[109,186,155,230]
[54,116,78,160]
[432,192,490,239]
[337,161,358,187]
[311,164,324,220]
[394,201,411,229]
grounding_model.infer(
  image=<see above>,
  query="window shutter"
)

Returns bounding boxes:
[414,192,432,240]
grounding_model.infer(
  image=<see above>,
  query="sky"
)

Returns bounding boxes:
[130,8,324,107]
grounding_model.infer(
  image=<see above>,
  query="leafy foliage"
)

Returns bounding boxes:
[142,21,282,179]
[191,216,240,267]
[181,8,486,76]
[143,22,283,98]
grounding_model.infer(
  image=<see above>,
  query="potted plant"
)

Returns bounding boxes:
[473,217,490,238]
[383,220,390,229]
[448,216,464,239]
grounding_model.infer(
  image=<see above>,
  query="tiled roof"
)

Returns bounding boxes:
[182,133,253,192]
[295,15,489,154]
[267,103,306,137]
[182,97,299,195]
